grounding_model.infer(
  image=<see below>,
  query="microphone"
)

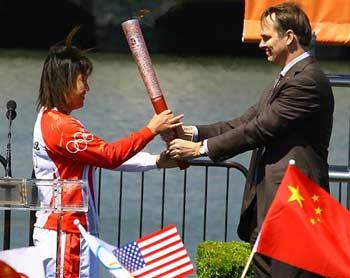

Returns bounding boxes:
[6,100,17,120]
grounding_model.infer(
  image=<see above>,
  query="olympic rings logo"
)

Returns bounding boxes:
[66,131,94,154]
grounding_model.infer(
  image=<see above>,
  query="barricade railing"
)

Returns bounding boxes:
[97,160,350,249]
[107,160,249,247]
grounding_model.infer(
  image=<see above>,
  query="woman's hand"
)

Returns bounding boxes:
[155,151,178,168]
[147,110,184,135]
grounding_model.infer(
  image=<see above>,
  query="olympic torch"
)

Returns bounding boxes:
[122,19,188,169]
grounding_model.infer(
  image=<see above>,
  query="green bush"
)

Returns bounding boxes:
[196,241,254,278]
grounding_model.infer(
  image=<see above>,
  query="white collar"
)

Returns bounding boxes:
[280,52,310,77]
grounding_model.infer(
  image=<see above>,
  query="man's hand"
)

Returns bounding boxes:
[168,139,201,160]
[155,151,178,168]
[176,125,194,141]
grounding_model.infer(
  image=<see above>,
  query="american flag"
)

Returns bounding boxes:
[113,225,194,278]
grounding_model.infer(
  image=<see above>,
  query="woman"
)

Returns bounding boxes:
[32,28,182,277]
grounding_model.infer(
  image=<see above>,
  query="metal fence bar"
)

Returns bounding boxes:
[182,169,187,242]
[139,172,145,237]
[224,168,230,241]
[329,165,350,182]
[97,168,102,216]
[161,169,166,228]
[117,172,123,248]
[327,74,350,87]
[203,166,209,241]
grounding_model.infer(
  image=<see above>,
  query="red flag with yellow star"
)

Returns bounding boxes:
[0,260,27,278]
[256,164,350,277]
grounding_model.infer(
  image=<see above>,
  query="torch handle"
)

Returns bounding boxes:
[122,19,189,170]
[152,96,188,170]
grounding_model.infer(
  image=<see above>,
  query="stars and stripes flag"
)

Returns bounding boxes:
[113,225,195,278]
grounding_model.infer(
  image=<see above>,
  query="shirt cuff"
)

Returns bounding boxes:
[114,152,158,172]
[192,126,199,142]
[202,139,209,155]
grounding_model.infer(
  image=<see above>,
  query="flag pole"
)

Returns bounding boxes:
[240,233,260,278]
[241,160,296,278]
[240,248,255,278]
[74,219,133,278]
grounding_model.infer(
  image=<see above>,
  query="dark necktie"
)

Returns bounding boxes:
[273,74,283,90]
[269,74,283,103]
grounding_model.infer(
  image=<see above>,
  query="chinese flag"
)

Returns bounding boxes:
[256,164,350,277]
[0,260,28,278]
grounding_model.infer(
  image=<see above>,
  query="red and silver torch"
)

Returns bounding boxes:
[122,19,188,169]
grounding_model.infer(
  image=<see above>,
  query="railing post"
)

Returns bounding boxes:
[203,166,209,241]
[224,168,230,242]
[139,172,145,237]
[182,169,187,242]
[161,169,166,228]
[117,171,123,247]
[97,168,102,216]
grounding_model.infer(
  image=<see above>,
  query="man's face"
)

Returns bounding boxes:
[259,14,288,66]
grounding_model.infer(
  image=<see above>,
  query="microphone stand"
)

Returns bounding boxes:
[0,155,6,174]
[3,106,16,250]
[0,155,9,245]
[5,112,14,178]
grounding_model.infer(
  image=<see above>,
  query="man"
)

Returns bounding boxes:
[168,2,334,277]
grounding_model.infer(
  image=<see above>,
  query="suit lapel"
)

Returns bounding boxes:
[268,56,314,104]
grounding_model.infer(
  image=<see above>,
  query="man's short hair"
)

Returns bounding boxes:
[261,2,312,48]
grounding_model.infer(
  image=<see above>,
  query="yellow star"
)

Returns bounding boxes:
[288,185,304,207]
[315,207,322,215]
[311,194,320,202]
[310,218,316,225]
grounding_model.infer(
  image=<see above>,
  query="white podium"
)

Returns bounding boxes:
[0,178,88,277]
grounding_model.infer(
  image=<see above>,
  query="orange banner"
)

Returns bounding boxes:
[243,0,350,45]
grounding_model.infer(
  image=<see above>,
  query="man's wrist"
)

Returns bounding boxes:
[191,126,199,142]
[198,140,207,157]
[155,155,161,168]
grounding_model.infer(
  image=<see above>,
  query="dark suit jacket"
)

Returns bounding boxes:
[196,56,334,242]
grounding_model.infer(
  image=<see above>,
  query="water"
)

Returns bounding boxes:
[0,50,349,276]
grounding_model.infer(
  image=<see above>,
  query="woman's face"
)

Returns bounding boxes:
[66,74,90,113]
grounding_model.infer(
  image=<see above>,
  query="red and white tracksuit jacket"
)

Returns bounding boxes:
[32,108,157,277]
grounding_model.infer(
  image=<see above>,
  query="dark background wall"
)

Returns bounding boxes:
[0,0,348,59]
[0,0,95,49]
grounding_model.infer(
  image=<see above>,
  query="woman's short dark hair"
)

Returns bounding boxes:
[37,27,93,112]
[261,2,312,48]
